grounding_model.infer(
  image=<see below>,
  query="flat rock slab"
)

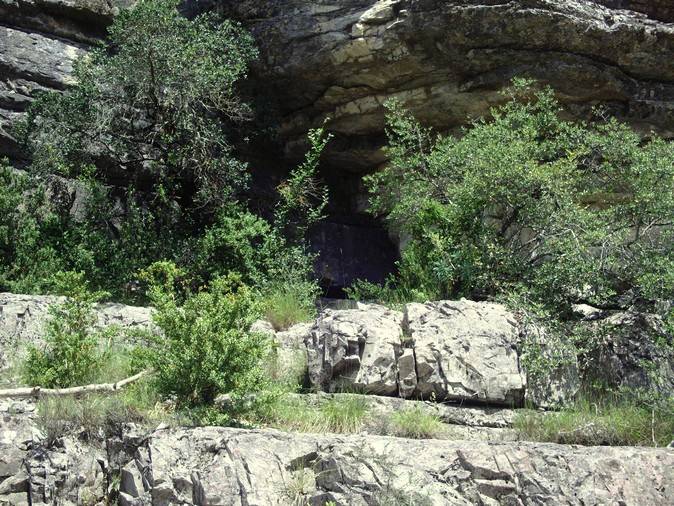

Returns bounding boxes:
[119,426,674,505]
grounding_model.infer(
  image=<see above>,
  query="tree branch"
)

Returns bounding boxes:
[0,370,151,399]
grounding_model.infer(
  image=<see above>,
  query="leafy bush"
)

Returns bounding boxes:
[23,272,112,388]
[143,272,271,408]
[0,163,185,300]
[360,79,674,310]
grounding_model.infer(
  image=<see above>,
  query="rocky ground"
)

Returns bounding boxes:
[1,397,673,505]
[1,292,673,504]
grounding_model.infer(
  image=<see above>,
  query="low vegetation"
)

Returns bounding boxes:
[35,379,189,447]
[22,272,130,388]
[515,395,674,447]
[262,395,370,434]
[388,407,445,439]
[142,272,271,410]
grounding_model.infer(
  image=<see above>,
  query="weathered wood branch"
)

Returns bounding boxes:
[0,369,150,399]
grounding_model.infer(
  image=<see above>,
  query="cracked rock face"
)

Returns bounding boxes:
[581,310,674,395]
[118,426,674,505]
[305,300,527,405]
[403,300,525,405]
[306,303,403,395]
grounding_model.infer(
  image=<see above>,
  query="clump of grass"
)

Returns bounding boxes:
[282,467,316,506]
[389,406,445,439]
[514,397,674,447]
[320,395,369,433]
[35,376,189,447]
[264,283,316,331]
[263,394,369,434]
[263,345,307,391]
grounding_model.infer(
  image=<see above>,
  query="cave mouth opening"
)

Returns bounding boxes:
[310,216,399,301]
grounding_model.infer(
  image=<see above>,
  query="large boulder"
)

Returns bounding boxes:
[119,426,674,505]
[305,300,530,406]
[305,303,403,395]
[404,300,526,405]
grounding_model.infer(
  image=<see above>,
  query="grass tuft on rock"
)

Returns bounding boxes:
[388,406,445,439]
[262,394,369,434]
[514,397,674,447]
[263,282,317,331]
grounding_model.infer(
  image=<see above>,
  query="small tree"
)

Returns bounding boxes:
[23,272,108,388]
[144,271,270,407]
[22,0,257,211]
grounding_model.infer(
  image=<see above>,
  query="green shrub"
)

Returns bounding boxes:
[389,406,445,439]
[1,0,259,299]
[22,272,111,388]
[143,272,271,409]
[359,79,674,310]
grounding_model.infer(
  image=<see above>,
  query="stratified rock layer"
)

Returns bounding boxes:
[3,0,674,169]
[217,0,674,170]
[0,0,132,160]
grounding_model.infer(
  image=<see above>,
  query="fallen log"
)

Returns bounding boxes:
[0,369,150,399]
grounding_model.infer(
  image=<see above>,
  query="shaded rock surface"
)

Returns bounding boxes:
[0,0,131,160]
[581,309,674,395]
